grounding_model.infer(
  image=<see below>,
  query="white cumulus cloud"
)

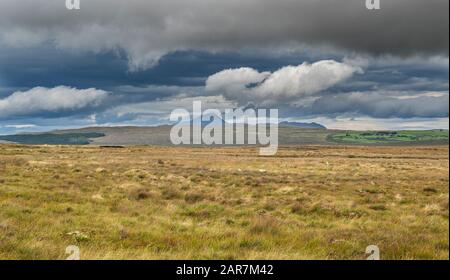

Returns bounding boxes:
[205,67,270,95]
[205,60,362,105]
[0,86,108,118]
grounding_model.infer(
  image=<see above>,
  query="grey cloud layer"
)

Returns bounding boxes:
[296,91,449,118]
[0,0,448,69]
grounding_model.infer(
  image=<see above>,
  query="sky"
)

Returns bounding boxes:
[0,0,448,134]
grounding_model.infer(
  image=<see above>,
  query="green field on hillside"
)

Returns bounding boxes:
[330,130,449,144]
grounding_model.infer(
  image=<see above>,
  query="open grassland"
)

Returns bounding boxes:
[0,145,448,259]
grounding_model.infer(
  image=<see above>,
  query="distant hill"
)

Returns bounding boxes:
[0,125,447,146]
[279,121,326,129]
[0,125,334,146]
[0,132,105,145]
[330,130,449,144]
[182,119,327,129]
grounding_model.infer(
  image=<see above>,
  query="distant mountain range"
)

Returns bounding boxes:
[179,119,327,129]
[1,124,447,146]
[279,121,326,129]
[0,124,333,146]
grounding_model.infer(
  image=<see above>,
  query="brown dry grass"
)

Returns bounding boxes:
[0,144,448,259]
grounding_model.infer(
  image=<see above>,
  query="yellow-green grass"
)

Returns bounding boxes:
[0,145,448,259]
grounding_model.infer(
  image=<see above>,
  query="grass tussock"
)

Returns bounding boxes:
[250,215,280,235]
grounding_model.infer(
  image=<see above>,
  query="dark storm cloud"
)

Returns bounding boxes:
[0,0,448,70]
[0,50,448,122]
[0,1,448,132]
[0,46,329,89]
